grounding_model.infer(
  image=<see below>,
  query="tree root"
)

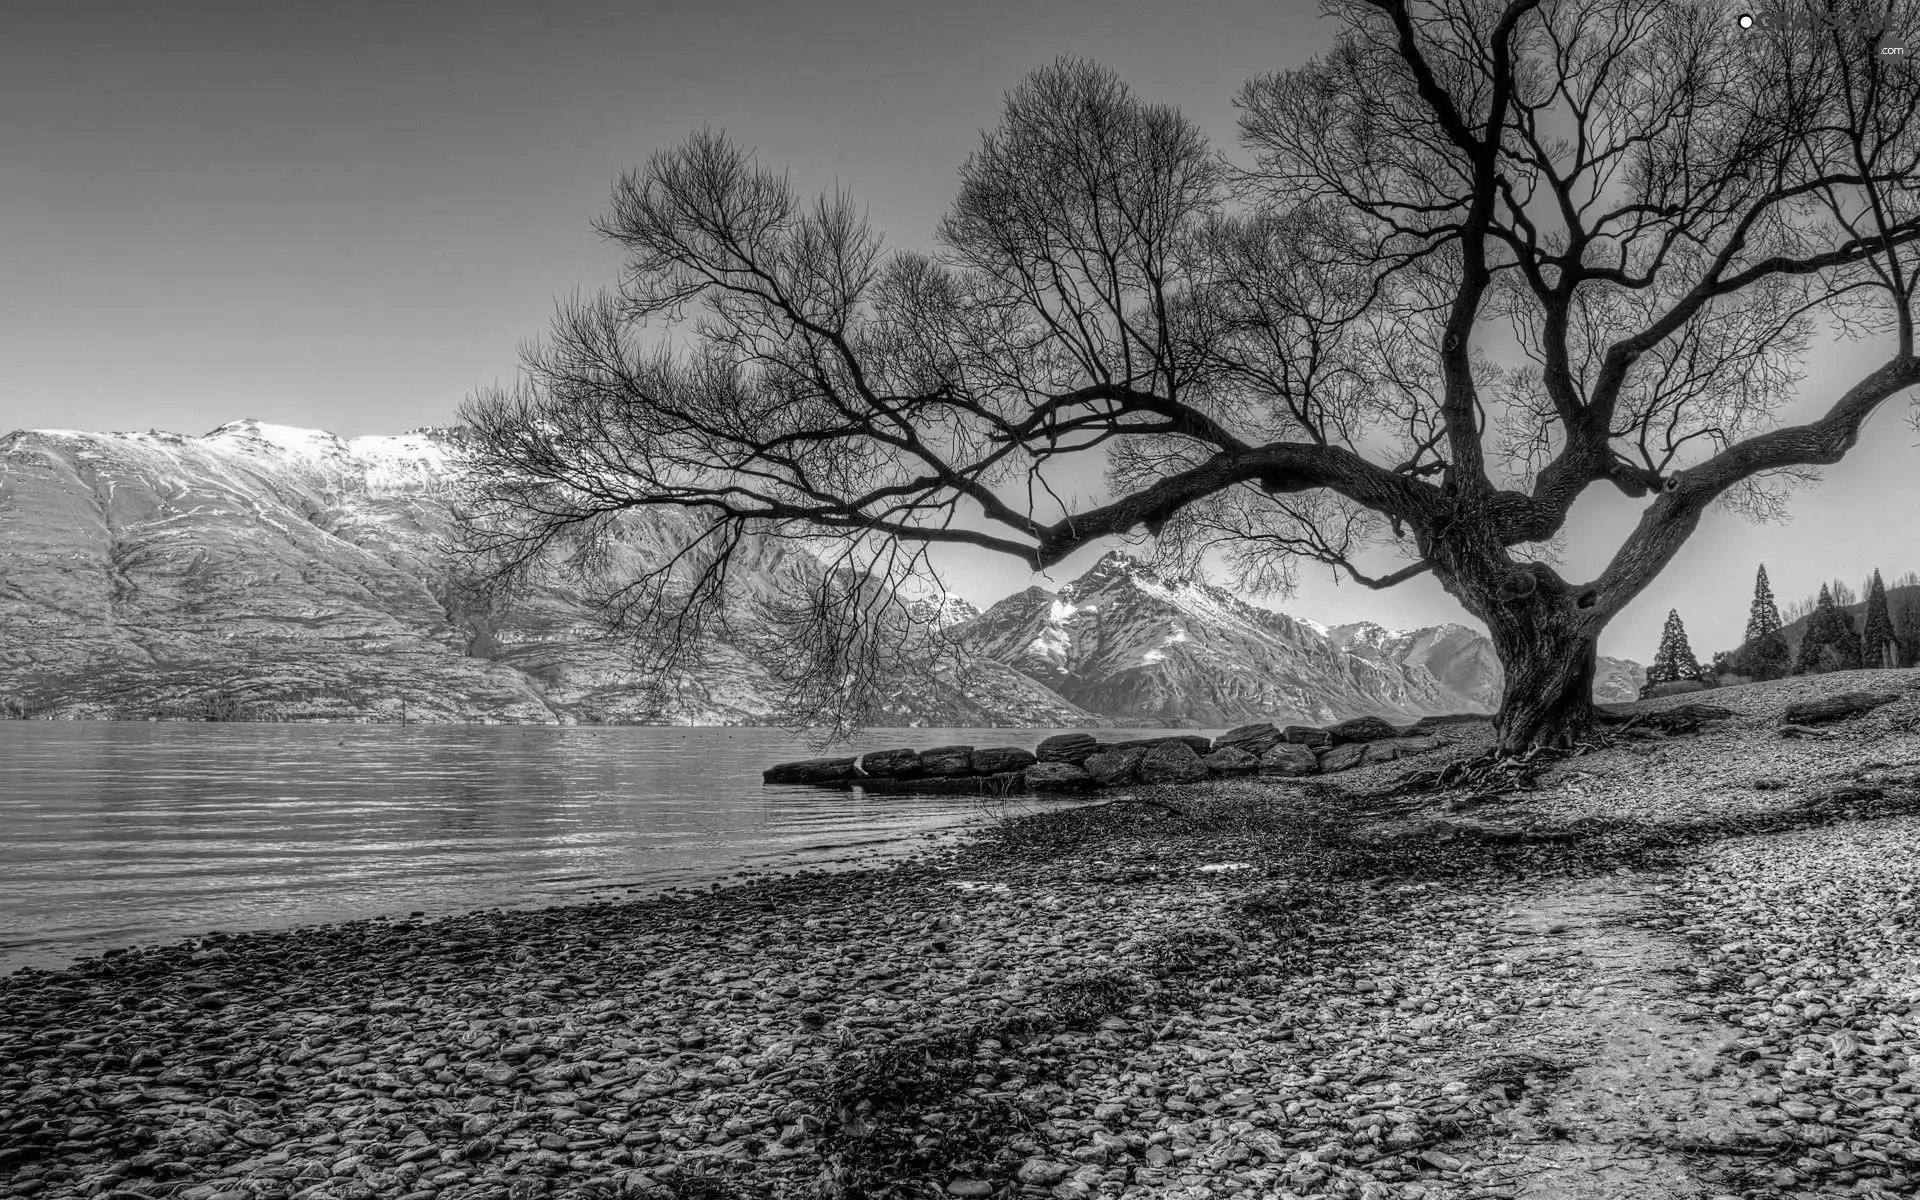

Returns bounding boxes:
[1394,733,1620,798]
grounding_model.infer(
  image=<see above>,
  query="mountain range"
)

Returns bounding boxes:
[0,420,1643,726]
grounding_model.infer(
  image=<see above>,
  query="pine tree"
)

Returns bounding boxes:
[1862,568,1900,668]
[1647,609,1704,688]
[1739,564,1791,680]
[1831,594,1865,670]
[1744,564,1783,644]
[1793,583,1864,674]
[1793,583,1836,674]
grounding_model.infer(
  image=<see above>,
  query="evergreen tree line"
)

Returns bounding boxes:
[1693,566,1920,687]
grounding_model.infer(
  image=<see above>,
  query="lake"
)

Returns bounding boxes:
[0,722,1200,976]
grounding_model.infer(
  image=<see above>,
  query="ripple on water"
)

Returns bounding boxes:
[0,721,1155,973]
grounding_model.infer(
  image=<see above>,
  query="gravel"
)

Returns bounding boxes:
[7,667,1920,1200]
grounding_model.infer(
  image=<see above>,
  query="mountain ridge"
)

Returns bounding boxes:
[947,549,1644,725]
[1,421,1644,725]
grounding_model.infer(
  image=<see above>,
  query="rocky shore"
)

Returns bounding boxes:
[8,669,1920,1200]
[760,714,1483,794]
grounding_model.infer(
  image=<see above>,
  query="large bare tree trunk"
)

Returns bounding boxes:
[1428,518,1604,756]
[1484,601,1600,754]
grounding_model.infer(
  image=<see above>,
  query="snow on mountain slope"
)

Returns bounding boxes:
[0,421,1644,724]
[952,553,1645,725]
[0,421,1092,726]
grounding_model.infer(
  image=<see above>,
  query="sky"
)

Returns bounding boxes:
[3,0,1916,665]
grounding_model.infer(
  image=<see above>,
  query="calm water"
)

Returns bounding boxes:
[0,723,1197,976]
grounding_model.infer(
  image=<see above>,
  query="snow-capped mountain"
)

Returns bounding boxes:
[906,593,983,629]
[0,421,1092,725]
[0,420,1642,725]
[949,552,1644,725]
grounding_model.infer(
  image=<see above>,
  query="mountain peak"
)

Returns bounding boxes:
[202,420,349,458]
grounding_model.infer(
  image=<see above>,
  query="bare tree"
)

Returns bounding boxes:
[457,0,1920,755]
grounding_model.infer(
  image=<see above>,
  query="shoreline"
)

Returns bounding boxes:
[0,793,1090,981]
[8,675,1920,1200]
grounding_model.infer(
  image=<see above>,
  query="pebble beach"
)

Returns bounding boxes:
[9,668,1920,1200]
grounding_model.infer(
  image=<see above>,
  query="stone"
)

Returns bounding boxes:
[1138,740,1210,785]
[1361,740,1401,765]
[1393,735,1443,756]
[1781,691,1901,725]
[970,746,1038,775]
[1026,762,1096,791]
[1405,712,1491,733]
[1257,743,1320,776]
[1642,678,1709,698]
[1084,747,1146,786]
[1035,733,1101,764]
[1777,724,1831,740]
[1325,715,1404,744]
[1213,722,1283,756]
[762,757,858,785]
[1201,746,1259,776]
[1659,702,1737,723]
[859,748,921,778]
[1316,743,1367,773]
[919,745,976,776]
[946,1182,993,1197]
[1105,735,1212,756]
[1280,725,1332,746]
[1015,1159,1074,1186]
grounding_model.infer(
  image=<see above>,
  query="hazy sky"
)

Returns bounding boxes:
[4,0,1915,664]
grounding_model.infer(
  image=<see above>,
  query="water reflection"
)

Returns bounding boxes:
[0,723,1201,974]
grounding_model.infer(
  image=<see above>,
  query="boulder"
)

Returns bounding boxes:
[1405,712,1492,734]
[1361,740,1402,765]
[1661,702,1737,723]
[1106,734,1213,756]
[1035,733,1101,765]
[859,748,921,778]
[919,745,977,777]
[1781,691,1902,726]
[1394,735,1443,756]
[1084,747,1147,786]
[1641,678,1709,699]
[1201,746,1259,776]
[1326,716,1404,745]
[763,757,859,785]
[1026,762,1096,791]
[1280,725,1332,747]
[1138,740,1210,785]
[971,746,1038,775]
[1258,743,1321,777]
[1316,743,1368,773]
[1213,722,1283,756]
[1637,702,1738,735]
